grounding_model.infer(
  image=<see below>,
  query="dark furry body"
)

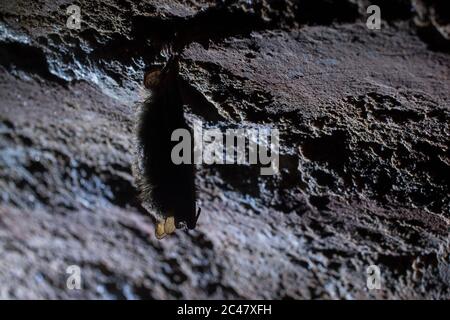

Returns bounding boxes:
[133,61,198,229]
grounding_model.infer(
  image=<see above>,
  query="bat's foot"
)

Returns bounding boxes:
[155,216,176,240]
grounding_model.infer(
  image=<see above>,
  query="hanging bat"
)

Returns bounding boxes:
[133,49,201,239]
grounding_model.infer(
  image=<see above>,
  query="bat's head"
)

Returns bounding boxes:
[143,47,178,91]
[155,207,201,240]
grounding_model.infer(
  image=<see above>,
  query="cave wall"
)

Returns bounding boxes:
[0,0,448,299]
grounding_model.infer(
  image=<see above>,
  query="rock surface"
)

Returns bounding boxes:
[0,0,449,299]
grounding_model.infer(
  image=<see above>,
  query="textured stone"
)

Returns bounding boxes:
[0,0,448,299]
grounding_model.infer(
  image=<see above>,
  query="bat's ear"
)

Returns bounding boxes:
[164,216,176,234]
[155,221,167,239]
[144,70,161,89]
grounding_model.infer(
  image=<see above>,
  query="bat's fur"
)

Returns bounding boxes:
[133,51,199,230]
